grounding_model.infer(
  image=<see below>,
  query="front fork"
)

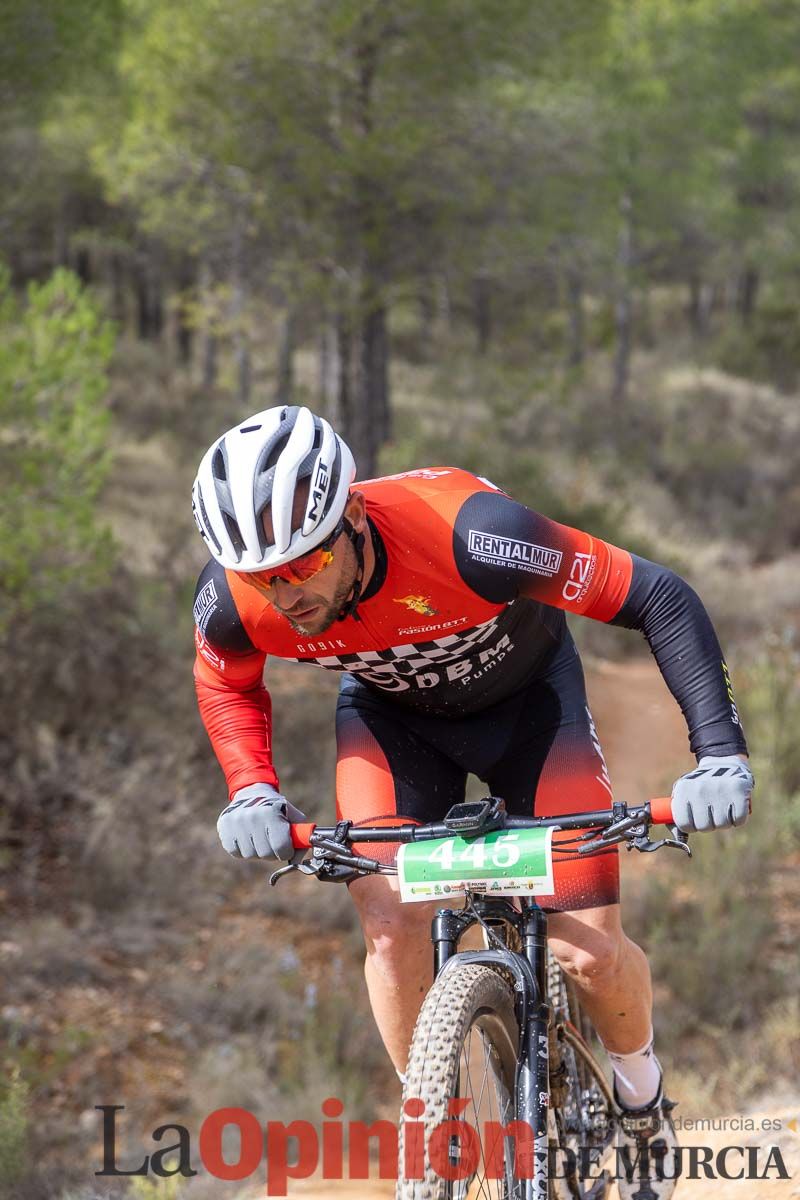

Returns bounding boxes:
[520,901,550,1200]
[431,899,551,1200]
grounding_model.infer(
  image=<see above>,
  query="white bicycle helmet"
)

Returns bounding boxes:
[192,405,356,571]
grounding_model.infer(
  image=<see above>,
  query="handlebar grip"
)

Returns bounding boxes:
[649,796,674,825]
[290,823,317,849]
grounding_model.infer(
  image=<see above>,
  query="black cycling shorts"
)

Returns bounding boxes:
[335,632,619,912]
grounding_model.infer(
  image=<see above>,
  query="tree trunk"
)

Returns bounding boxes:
[565,265,585,368]
[135,266,149,340]
[318,321,336,415]
[473,273,492,355]
[175,256,195,366]
[53,197,68,269]
[275,309,295,404]
[134,252,164,341]
[203,335,218,391]
[611,193,634,406]
[230,226,251,407]
[336,312,355,455]
[350,11,391,478]
[737,266,760,324]
[109,252,126,328]
[688,274,703,338]
[687,275,716,339]
[356,299,389,475]
[74,246,92,285]
[436,273,452,332]
[417,278,435,354]
[639,283,655,348]
[199,258,218,390]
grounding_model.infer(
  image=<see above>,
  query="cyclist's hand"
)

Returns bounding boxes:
[217,782,306,860]
[671,756,753,833]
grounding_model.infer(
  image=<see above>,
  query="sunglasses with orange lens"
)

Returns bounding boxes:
[240,518,344,591]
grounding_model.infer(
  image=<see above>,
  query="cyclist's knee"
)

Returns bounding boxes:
[553,929,625,991]
[349,875,434,956]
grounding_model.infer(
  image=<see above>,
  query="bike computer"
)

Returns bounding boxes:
[443,797,506,835]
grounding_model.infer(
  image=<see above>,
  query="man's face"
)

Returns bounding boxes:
[243,488,364,637]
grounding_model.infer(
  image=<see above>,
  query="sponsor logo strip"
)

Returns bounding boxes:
[468,530,563,576]
[193,580,218,632]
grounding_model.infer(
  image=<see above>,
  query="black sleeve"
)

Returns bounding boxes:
[611,555,748,760]
[453,491,574,603]
[192,559,256,654]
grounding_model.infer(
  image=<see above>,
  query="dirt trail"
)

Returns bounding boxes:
[586,655,692,801]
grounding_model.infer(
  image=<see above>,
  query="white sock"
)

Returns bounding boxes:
[603,1028,662,1109]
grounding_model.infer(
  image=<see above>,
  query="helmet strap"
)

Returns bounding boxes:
[336,516,365,622]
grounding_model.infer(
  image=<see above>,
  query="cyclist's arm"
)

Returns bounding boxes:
[454,490,747,760]
[192,560,279,797]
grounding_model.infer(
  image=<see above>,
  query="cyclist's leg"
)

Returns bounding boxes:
[484,635,656,1065]
[335,681,467,1074]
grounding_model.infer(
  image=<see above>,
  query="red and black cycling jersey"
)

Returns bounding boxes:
[192,468,747,797]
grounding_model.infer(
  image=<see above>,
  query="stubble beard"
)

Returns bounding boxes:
[284,543,358,636]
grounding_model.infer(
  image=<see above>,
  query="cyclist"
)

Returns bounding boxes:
[191,405,753,1198]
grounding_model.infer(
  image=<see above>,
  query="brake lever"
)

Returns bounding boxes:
[269,860,305,885]
[634,828,692,855]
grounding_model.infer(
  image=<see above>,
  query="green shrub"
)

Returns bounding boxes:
[383,353,659,560]
[742,629,800,804]
[0,265,116,626]
[0,1069,29,1189]
[713,298,800,391]
[129,1170,185,1199]
[628,635,800,1049]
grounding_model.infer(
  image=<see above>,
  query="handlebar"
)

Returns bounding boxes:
[288,797,676,851]
[273,796,689,886]
[648,796,674,825]
[290,823,317,850]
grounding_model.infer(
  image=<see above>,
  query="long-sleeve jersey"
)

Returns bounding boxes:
[192,468,747,797]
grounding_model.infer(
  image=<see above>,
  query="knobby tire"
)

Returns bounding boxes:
[398,962,521,1199]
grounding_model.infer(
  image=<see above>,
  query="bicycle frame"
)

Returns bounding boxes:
[430,895,551,1200]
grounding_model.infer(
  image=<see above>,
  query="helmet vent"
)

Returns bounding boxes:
[221,511,246,559]
[240,424,262,433]
[212,448,227,480]
[197,488,222,555]
[262,433,291,472]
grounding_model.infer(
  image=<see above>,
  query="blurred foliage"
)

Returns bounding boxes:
[743,628,800,804]
[0,1069,29,1190]
[628,632,800,1043]
[129,1169,184,1199]
[714,294,800,392]
[0,267,116,623]
[382,352,664,562]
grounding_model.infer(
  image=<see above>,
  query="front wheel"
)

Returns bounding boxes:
[398,962,523,1199]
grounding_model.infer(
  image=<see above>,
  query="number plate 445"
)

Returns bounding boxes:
[397,828,554,904]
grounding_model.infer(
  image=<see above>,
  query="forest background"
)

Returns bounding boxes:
[1,1,799,1196]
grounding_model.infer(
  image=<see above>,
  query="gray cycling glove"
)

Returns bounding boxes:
[217,782,306,860]
[671,756,753,833]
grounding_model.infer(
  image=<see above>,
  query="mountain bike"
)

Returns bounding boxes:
[274,794,689,1199]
